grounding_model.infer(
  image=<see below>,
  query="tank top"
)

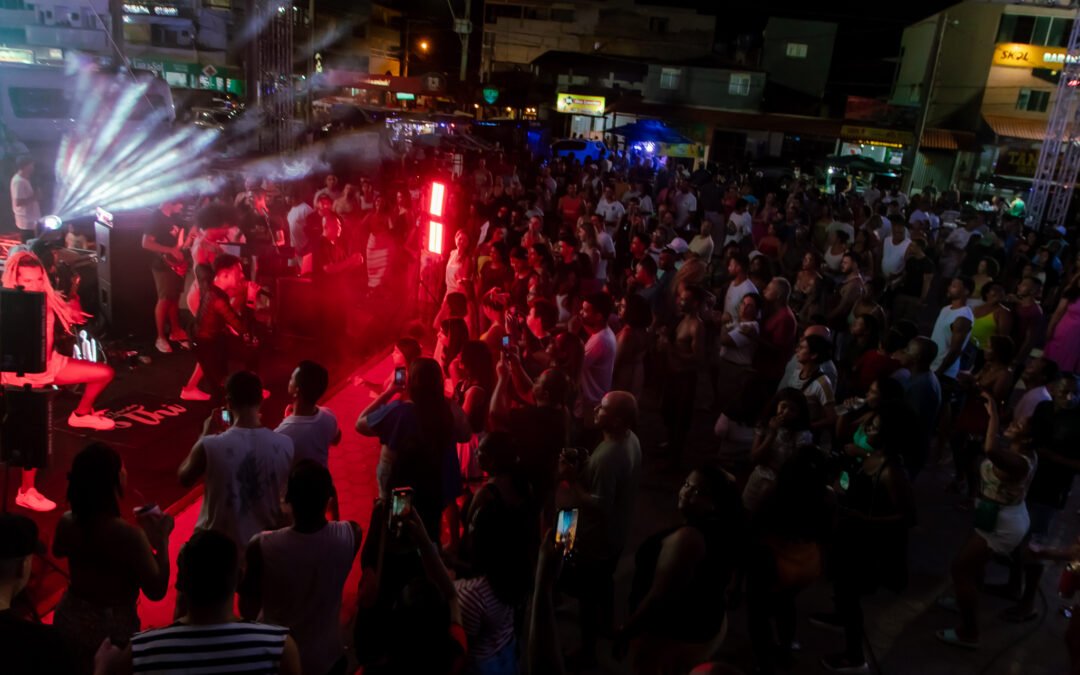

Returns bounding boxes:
[254,522,357,675]
[970,308,999,350]
[823,246,845,272]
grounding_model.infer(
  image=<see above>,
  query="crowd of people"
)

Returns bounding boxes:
[4,138,1080,675]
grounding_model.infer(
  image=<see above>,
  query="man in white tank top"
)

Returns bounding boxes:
[240,461,361,675]
[881,219,911,283]
[179,371,294,551]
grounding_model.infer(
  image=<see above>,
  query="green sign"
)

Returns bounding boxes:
[395,92,416,100]
[482,87,499,104]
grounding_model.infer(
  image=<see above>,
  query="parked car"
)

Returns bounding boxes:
[551,138,607,163]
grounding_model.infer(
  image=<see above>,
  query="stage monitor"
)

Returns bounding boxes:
[0,288,46,375]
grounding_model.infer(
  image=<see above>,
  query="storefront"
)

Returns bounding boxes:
[322,71,448,111]
[838,124,910,167]
[554,92,607,138]
[128,57,244,95]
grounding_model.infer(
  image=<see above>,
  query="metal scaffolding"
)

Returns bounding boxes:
[252,1,295,154]
[1027,6,1080,230]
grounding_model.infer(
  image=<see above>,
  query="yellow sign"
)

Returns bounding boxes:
[555,92,606,116]
[840,125,914,146]
[0,47,34,65]
[992,42,1079,68]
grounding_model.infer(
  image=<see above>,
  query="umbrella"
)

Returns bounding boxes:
[608,119,692,145]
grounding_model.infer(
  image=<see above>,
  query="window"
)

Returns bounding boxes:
[9,87,69,118]
[523,6,549,20]
[1016,88,1051,112]
[785,42,808,58]
[649,17,668,34]
[998,14,1073,47]
[485,4,522,24]
[551,8,575,22]
[729,73,752,96]
[660,67,681,90]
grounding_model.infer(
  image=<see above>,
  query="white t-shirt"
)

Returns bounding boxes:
[777,363,835,422]
[930,304,974,379]
[674,191,698,226]
[946,227,974,250]
[908,209,929,227]
[287,203,313,253]
[595,230,615,281]
[881,236,911,278]
[725,211,752,246]
[10,173,39,231]
[581,326,616,409]
[274,407,340,467]
[780,356,838,390]
[724,278,759,320]
[595,197,625,226]
[197,427,295,550]
[720,320,759,365]
[689,234,714,263]
[1014,385,1051,425]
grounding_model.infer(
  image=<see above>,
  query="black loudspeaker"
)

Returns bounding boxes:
[0,288,46,375]
[96,210,158,339]
[1,387,52,469]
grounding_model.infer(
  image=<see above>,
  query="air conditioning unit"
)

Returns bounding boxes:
[39,9,55,26]
[177,30,194,46]
[67,11,82,27]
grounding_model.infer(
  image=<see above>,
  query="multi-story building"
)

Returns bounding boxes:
[0,0,245,94]
[893,0,1079,194]
[316,0,400,77]
[481,0,716,80]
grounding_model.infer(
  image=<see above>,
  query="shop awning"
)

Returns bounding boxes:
[920,128,978,151]
[984,115,1047,142]
[607,98,843,139]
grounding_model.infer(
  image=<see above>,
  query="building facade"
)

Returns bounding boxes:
[893,0,1078,195]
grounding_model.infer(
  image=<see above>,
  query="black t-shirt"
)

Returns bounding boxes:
[1028,402,1080,508]
[145,210,183,270]
[0,609,75,674]
[898,255,935,298]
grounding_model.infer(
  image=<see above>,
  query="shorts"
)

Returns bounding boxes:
[0,353,69,388]
[151,265,184,301]
[975,500,1030,556]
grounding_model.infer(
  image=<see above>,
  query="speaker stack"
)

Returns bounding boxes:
[0,288,51,470]
[95,209,157,340]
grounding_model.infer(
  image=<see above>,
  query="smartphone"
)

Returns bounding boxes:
[555,508,579,554]
[390,487,414,520]
[501,335,511,350]
[394,366,406,386]
[134,503,161,517]
[220,409,232,425]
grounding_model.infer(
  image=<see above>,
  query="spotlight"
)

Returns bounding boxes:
[42,215,63,231]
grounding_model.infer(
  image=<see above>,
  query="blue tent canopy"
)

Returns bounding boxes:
[607,118,692,145]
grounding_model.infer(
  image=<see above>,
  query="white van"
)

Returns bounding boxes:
[0,63,175,146]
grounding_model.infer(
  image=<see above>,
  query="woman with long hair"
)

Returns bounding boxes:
[791,250,824,323]
[970,283,1013,359]
[1,251,116,512]
[52,443,173,674]
[356,357,471,539]
[451,340,497,487]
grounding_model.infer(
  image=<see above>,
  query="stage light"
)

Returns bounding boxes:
[427,221,443,255]
[429,181,445,218]
[42,215,63,231]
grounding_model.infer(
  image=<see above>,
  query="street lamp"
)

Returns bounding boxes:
[418,39,430,53]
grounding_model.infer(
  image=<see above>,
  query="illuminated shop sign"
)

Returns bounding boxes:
[555,92,606,116]
[993,42,1080,68]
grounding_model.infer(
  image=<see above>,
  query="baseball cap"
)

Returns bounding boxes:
[0,514,45,559]
[665,237,689,255]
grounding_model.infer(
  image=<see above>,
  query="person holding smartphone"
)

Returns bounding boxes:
[52,444,173,675]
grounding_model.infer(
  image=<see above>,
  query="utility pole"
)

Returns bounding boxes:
[402,16,410,76]
[108,0,126,63]
[903,11,947,193]
[457,0,472,83]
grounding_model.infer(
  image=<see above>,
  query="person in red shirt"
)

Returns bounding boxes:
[754,277,797,390]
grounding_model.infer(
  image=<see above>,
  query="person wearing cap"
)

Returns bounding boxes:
[0,513,75,674]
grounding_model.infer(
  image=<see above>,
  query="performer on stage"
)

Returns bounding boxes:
[141,199,191,354]
[190,254,259,399]
[2,251,116,512]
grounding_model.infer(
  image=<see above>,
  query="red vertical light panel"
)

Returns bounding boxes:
[427,181,447,254]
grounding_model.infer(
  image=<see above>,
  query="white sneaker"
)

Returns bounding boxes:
[16,487,56,512]
[155,338,173,354]
[180,387,211,401]
[68,411,116,431]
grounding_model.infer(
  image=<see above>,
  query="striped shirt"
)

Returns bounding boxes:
[130,621,288,674]
[455,576,514,661]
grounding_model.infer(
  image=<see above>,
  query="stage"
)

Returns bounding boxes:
[6,306,406,620]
